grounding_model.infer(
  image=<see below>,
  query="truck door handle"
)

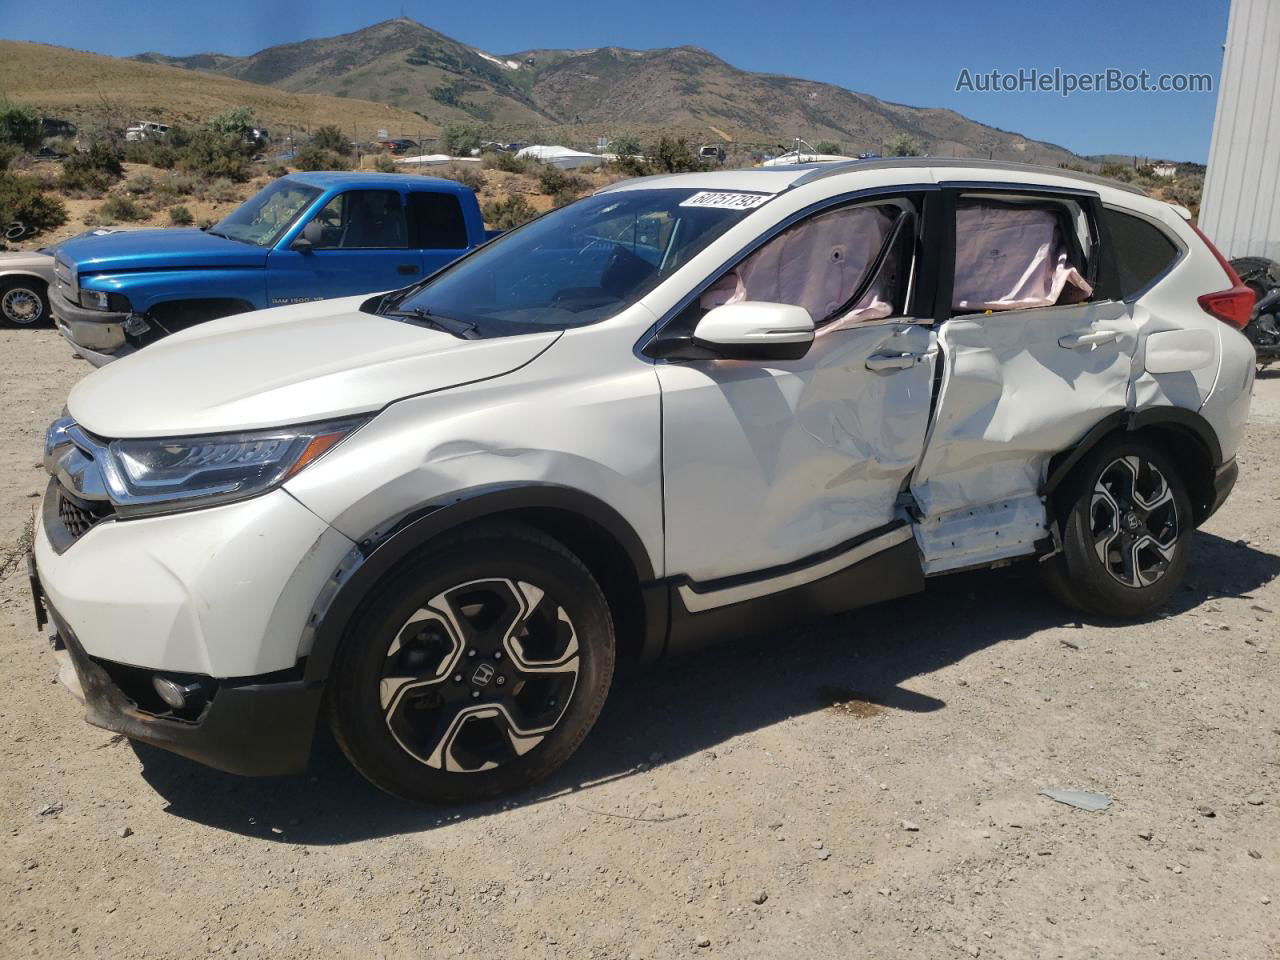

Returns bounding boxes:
[865,352,922,371]
[397,264,419,275]
[1058,330,1118,349]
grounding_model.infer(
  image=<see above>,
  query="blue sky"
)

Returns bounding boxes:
[0,0,1231,161]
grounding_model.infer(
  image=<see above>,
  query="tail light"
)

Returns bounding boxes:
[1188,220,1255,329]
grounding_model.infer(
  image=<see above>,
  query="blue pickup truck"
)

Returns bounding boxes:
[51,172,498,364]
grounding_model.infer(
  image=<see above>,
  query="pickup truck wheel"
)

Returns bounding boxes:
[0,278,48,328]
[1043,438,1192,619]
[328,524,615,804]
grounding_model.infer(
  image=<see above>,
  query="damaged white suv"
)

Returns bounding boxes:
[31,159,1255,803]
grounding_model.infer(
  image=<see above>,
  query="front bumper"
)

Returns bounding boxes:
[44,599,322,776]
[34,486,357,677]
[49,295,129,353]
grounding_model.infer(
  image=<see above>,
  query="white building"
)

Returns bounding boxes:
[1200,0,1280,259]
[1152,163,1178,178]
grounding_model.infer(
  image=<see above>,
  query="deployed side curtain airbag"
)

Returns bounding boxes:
[952,201,1093,312]
[700,205,896,331]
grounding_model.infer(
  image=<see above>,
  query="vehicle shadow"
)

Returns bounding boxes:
[134,530,1280,844]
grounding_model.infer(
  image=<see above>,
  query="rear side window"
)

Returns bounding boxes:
[408,192,469,249]
[1101,207,1180,299]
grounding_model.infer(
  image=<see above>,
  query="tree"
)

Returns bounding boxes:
[311,125,352,156]
[609,133,642,157]
[647,136,705,174]
[813,140,842,155]
[885,133,924,157]
[0,98,41,152]
[207,107,255,137]
[441,122,483,157]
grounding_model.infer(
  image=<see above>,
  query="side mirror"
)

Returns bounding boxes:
[292,219,323,252]
[689,301,815,361]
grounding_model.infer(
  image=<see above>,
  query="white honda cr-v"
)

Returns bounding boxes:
[31,159,1255,803]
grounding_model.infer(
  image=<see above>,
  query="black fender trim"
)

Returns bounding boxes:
[1041,406,1224,522]
[303,484,662,684]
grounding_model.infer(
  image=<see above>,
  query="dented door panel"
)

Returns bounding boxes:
[660,321,936,582]
[910,300,1136,569]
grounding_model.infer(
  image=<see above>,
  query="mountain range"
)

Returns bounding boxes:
[132,18,1081,163]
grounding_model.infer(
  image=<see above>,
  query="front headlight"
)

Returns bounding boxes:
[101,417,366,517]
[78,289,130,312]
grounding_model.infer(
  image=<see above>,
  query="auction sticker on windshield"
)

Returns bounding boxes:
[678,191,772,210]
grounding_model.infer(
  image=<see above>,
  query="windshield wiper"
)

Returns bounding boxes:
[384,306,481,339]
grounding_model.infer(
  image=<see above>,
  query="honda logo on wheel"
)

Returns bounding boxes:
[471,663,495,686]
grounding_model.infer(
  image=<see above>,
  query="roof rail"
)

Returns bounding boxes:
[790,156,1149,197]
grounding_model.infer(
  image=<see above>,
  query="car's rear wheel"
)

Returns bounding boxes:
[1043,438,1193,618]
[0,278,49,329]
[328,524,615,804]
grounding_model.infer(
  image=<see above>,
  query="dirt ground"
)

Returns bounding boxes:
[0,329,1277,960]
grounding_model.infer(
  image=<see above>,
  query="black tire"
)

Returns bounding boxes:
[328,523,615,804]
[0,278,49,329]
[1042,438,1193,619]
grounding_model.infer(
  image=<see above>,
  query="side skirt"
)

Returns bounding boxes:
[663,527,925,657]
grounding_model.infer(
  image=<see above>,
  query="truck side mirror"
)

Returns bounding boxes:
[292,219,323,252]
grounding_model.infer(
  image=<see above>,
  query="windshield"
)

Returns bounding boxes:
[388,188,768,334]
[211,179,322,247]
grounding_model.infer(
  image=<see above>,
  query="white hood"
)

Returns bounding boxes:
[68,296,560,438]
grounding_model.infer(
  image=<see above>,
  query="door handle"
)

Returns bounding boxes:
[1058,329,1118,349]
[865,352,922,371]
[397,264,419,275]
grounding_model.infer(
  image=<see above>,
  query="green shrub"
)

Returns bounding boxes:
[207,107,254,138]
[552,187,581,208]
[537,164,585,196]
[373,153,398,173]
[482,194,537,230]
[813,140,842,155]
[205,177,237,203]
[168,204,194,225]
[97,194,148,222]
[483,151,533,174]
[1163,174,1204,211]
[154,172,196,200]
[266,163,288,178]
[57,142,125,193]
[177,129,252,181]
[124,173,154,196]
[0,98,41,151]
[0,143,20,171]
[0,172,68,235]
[885,133,924,157]
[124,139,178,169]
[608,133,642,158]
[441,162,485,191]
[311,125,351,156]
[292,145,350,172]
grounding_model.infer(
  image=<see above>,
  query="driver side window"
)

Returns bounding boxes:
[695,199,917,334]
[308,190,408,250]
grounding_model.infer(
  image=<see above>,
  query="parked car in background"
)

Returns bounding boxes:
[125,120,170,142]
[0,249,56,329]
[30,159,1252,803]
[50,173,499,364]
[0,228,140,329]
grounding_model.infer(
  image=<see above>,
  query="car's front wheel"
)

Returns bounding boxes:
[0,278,49,329]
[1043,438,1193,619]
[328,524,615,804]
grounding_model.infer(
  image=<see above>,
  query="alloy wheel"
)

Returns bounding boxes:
[379,578,579,773]
[1090,455,1180,588]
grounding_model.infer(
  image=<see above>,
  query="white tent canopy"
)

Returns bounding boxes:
[516,145,603,170]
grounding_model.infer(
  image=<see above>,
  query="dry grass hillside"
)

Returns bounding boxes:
[0,40,437,142]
